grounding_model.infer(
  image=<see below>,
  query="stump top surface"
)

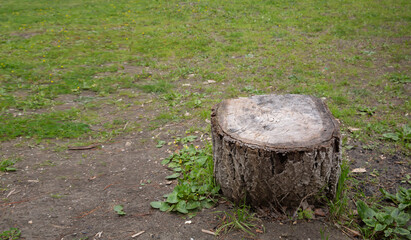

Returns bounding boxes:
[216,94,337,148]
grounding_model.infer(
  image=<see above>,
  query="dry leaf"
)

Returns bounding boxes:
[351,168,366,173]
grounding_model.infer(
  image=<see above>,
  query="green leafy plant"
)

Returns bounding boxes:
[380,187,411,211]
[356,187,411,239]
[0,228,21,240]
[382,125,411,148]
[156,140,166,148]
[401,175,411,185]
[215,201,264,237]
[113,205,126,216]
[150,143,220,214]
[173,135,197,145]
[0,158,17,172]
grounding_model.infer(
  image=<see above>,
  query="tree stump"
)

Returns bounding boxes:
[211,94,341,211]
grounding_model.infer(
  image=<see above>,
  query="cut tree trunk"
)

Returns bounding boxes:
[211,94,341,211]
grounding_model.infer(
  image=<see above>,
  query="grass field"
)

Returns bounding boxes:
[1,0,409,150]
[0,0,410,238]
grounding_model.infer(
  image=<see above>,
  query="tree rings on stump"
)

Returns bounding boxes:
[211,94,341,211]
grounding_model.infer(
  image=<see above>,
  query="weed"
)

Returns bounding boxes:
[382,125,411,149]
[0,158,18,172]
[215,200,264,237]
[297,208,314,220]
[327,160,350,220]
[320,228,330,240]
[150,142,219,214]
[50,193,63,199]
[156,140,166,148]
[401,175,411,185]
[173,135,197,145]
[0,228,21,240]
[356,187,410,239]
[358,106,376,116]
[113,205,126,216]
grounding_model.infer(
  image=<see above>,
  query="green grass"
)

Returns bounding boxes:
[1,0,409,150]
[0,1,410,238]
[0,109,90,141]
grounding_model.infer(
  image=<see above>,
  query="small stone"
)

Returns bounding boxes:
[28,220,33,224]
[125,141,132,147]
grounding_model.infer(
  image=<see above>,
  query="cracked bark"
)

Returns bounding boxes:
[211,94,341,211]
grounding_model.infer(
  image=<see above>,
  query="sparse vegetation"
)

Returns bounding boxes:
[215,201,264,237]
[356,187,410,239]
[0,228,21,240]
[151,142,219,214]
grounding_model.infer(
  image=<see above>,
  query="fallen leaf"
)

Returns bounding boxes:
[314,208,326,217]
[351,168,366,173]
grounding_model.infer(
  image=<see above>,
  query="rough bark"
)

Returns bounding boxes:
[211,94,341,211]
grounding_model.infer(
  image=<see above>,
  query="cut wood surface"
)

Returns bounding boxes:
[211,94,342,211]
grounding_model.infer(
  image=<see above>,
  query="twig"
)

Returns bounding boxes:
[342,225,361,237]
[131,231,145,238]
[76,206,101,218]
[123,121,129,130]
[201,229,215,236]
[103,183,117,190]
[6,189,19,198]
[68,144,100,150]
[132,213,152,217]
[1,198,31,207]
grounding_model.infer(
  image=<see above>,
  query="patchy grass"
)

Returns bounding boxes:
[0,0,409,152]
[0,0,410,238]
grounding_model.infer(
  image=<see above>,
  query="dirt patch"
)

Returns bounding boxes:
[0,134,350,240]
